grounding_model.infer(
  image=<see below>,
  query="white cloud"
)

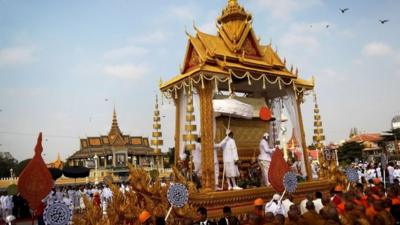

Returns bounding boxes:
[199,20,217,35]
[169,5,195,21]
[0,46,36,66]
[128,30,170,45]
[318,68,347,83]
[253,0,322,20]
[279,21,333,51]
[103,45,148,60]
[101,63,149,79]
[362,42,393,57]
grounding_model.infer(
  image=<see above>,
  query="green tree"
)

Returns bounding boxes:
[337,142,363,165]
[0,152,18,178]
[14,158,31,176]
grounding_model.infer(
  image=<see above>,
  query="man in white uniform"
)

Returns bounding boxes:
[216,130,242,190]
[258,133,274,186]
[265,194,285,216]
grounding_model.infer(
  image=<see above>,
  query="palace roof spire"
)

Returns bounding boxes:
[109,107,122,137]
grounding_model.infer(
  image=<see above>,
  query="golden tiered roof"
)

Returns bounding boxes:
[160,0,314,93]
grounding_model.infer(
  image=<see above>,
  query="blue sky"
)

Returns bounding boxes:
[0,0,399,162]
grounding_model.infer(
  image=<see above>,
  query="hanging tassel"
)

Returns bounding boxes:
[247,73,252,86]
[214,77,218,93]
[190,78,194,92]
[174,88,178,99]
[262,75,266,89]
[228,78,232,93]
[201,75,205,89]
[278,78,282,90]
[183,83,186,95]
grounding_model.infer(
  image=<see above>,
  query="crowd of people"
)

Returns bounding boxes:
[0,182,129,225]
[138,176,400,225]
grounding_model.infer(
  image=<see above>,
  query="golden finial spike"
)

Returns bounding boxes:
[228,0,238,6]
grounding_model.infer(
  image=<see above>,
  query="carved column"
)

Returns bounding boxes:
[173,97,181,164]
[198,81,214,192]
[296,93,312,181]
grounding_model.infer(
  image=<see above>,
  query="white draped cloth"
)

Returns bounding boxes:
[193,141,202,176]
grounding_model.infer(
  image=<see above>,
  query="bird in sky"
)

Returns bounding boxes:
[379,19,389,24]
[326,24,330,28]
[105,98,109,101]
[340,8,349,13]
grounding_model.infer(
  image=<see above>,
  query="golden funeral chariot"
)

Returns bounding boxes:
[75,0,346,224]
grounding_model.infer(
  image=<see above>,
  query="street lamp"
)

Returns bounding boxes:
[93,154,99,184]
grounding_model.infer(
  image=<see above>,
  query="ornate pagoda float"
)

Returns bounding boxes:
[107,0,345,223]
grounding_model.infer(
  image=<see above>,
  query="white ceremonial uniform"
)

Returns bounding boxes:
[258,138,274,186]
[193,141,202,177]
[376,167,382,179]
[265,200,285,216]
[217,137,239,178]
[388,165,395,184]
[101,187,112,215]
[366,169,376,180]
[313,198,324,214]
[0,195,5,221]
[299,198,308,215]
[393,168,400,180]
[282,198,294,217]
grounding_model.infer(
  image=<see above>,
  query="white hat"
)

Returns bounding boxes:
[226,129,232,135]
[272,194,281,201]
[263,133,269,138]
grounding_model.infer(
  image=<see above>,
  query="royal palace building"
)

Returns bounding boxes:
[66,109,166,177]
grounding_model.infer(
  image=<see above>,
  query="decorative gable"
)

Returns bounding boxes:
[241,34,260,57]
[183,44,201,73]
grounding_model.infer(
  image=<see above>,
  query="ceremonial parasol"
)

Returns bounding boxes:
[48,168,63,180]
[62,166,90,179]
[213,98,253,119]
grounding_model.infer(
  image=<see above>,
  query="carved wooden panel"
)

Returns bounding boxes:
[89,138,101,146]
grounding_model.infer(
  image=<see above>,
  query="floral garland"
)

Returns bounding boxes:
[161,69,313,99]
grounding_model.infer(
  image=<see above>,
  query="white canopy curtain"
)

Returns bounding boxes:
[283,88,307,177]
[178,90,188,160]
[268,98,282,147]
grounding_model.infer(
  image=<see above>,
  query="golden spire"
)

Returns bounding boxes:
[218,0,251,25]
[228,0,238,6]
[109,107,122,136]
[312,91,325,149]
[151,95,163,154]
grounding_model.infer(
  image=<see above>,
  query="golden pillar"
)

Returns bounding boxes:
[183,87,198,181]
[296,93,312,181]
[198,81,214,192]
[151,95,163,169]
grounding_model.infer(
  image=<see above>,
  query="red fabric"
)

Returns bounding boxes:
[392,198,400,205]
[337,202,345,215]
[17,133,53,211]
[35,202,46,216]
[332,195,341,206]
[93,195,101,207]
[268,148,290,193]
[259,106,272,121]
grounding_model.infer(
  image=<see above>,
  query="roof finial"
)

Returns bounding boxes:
[228,0,238,6]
